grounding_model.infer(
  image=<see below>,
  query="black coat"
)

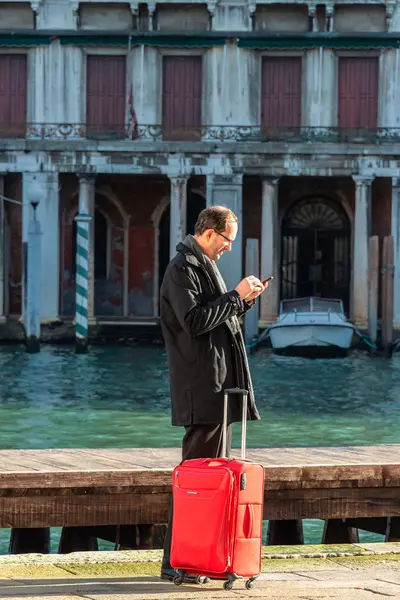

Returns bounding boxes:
[160,242,260,427]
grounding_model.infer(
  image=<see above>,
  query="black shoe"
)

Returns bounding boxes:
[160,568,208,584]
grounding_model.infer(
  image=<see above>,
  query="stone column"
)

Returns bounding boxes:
[260,178,280,324]
[352,176,374,327]
[78,175,95,320]
[379,49,400,128]
[392,178,400,329]
[206,174,243,292]
[169,176,188,261]
[22,172,60,323]
[0,175,5,323]
[305,47,336,128]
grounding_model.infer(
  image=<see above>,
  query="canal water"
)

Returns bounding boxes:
[1,344,399,552]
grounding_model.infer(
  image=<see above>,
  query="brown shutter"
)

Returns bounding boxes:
[338,57,378,130]
[0,55,26,138]
[162,55,202,141]
[86,55,126,138]
[261,57,302,138]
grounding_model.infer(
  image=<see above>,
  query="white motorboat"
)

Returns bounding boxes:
[267,297,354,356]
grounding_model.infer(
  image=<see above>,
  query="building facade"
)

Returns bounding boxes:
[0,0,399,336]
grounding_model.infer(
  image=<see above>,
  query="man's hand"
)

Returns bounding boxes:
[235,276,267,300]
[245,279,269,301]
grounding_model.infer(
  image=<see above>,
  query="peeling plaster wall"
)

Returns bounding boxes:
[0,3,34,29]
[128,226,154,316]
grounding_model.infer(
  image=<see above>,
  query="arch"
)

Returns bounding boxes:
[280,195,351,312]
[279,191,353,228]
[96,184,130,226]
[151,194,169,229]
[66,184,129,227]
[190,186,206,200]
[282,196,351,233]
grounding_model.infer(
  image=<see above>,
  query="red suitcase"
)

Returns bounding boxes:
[170,388,265,590]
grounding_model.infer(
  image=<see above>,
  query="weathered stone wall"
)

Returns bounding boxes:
[334,6,386,33]
[254,6,310,32]
[0,3,34,29]
[156,5,210,30]
[79,3,133,30]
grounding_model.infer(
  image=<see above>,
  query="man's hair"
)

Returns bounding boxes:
[194,205,238,236]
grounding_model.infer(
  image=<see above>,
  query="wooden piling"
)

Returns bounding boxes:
[368,236,379,351]
[385,517,400,542]
[381,236,394,356]
[58,527,98,554]
[9,528,50,554]
[267,520,304,545]
[322,519,359,544]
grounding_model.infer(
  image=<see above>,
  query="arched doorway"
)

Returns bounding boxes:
[281,197,351,312]
[158,190,206,289]
[65,193,126,317]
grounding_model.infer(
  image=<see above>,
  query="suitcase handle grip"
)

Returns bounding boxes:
[245,504,254,538]
[222,387,248,460]
[200,458,232,467]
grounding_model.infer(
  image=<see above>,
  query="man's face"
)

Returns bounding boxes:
[206,219,238,261]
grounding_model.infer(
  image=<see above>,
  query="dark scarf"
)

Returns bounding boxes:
[183,235,255,401]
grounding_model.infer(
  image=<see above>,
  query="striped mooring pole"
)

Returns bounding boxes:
[75,212,92,354]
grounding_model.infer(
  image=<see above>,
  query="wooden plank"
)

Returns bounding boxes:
[262,465,384,489]
[78,448,180,469]
[2,485,400,529]
[0,493,172,528]
[0,450,75,472]
[78,449,153,469]
[38,450,138,471]
[0,469,173,489]
[27,449,139,471]
[2,446,400,473]
[0,464,396,491]
[263,487,400,520]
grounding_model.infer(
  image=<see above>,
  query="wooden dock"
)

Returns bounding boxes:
[2,445,400,553]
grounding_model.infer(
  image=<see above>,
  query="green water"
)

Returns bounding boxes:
[1,344,399,552]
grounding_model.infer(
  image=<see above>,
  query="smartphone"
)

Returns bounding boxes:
[261,275,274,285]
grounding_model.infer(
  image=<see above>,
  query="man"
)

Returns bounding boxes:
[159,205,267,582]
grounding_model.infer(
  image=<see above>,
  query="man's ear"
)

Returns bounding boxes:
[205,229,214,242]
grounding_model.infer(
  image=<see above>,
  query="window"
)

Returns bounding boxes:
[338,57,378,131]
[162,55,202,141]
[0,55,27,138]
[261,56,302,138]
[86,55,126,139]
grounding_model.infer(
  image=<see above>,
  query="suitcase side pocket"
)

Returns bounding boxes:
[231,465,264,577]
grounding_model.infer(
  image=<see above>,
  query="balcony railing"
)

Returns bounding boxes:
[3,123,400,143]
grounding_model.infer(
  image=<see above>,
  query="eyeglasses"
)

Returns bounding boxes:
[214,230,235,244]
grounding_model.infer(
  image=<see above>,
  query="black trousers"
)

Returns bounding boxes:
[161,423,232,571]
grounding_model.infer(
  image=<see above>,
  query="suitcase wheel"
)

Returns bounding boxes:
[173,575,183,586]
[197,576,210,584]
[223,580,233,591]
[245,578,255,590]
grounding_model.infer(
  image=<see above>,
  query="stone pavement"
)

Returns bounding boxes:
[0,544,400,599]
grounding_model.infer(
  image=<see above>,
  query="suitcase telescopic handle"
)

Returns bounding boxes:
[222,388,249,460]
